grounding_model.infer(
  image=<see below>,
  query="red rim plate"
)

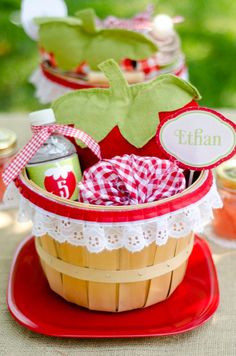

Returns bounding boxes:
[7,236,219,338]
[15,170,213,222]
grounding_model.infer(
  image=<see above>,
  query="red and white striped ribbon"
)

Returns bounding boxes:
[2,124,101,186]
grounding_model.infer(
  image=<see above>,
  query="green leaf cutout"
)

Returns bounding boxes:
[35,9,158,70]
[75,8,97,33]
[52,59,201,148]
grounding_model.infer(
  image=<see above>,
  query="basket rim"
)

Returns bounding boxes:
[41,63,108,89]
[15,170,213,223]
[40,59,187,90]
[20,169,206,210]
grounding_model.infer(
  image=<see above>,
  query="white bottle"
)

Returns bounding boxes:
[26,108,81,200]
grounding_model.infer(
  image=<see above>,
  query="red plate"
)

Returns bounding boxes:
[7,236,219,338]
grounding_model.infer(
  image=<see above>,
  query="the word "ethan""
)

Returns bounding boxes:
[175,128,221,146]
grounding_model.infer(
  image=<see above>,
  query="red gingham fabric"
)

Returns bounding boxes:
[2,124,101,186]
[40,46,183,79]
[78,154,186,206]
[98,6,153,31]
[41,53,183,79]
[98,17,151,31]
[121,57,186,78]
[75,61,90,75]
[40,47,57,67]
[120,56,161,75]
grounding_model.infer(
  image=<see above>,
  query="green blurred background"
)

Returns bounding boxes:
[1,0,236,112]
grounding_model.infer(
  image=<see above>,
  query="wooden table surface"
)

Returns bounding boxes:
[0,111,235,356]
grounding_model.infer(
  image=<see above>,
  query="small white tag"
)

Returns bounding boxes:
[21,0,68,40]
[156,107,236,170]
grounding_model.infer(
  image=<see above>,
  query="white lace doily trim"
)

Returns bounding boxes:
[4,182,222,252]
[30,66,188,105]
[29,68,71,104]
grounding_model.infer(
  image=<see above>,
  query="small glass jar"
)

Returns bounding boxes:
[0,128,17,202]
[212,159,236,243]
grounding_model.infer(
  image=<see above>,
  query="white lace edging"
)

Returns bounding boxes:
[1,183,20,210]
[4,182,222,252]
[29,68,71,104]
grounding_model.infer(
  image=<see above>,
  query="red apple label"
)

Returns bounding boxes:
[44,165,76,199]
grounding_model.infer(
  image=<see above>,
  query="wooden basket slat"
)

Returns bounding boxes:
[86,249,119,312]
[55,242,89,307]
[168,234,192,297]
[144,237,179,307]
[39,235,64,298]
[118,243,157,312]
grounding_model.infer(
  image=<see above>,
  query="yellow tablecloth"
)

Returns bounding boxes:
[0,112,236,356]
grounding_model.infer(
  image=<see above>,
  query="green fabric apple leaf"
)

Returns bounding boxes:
[35,8,158,71]
[52,59,201,148]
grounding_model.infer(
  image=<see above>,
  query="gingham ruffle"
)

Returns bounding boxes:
[78,155,186,206]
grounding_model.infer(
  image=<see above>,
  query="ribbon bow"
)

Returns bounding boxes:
[2,124,101,186]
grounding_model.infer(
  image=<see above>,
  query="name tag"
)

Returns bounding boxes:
[156,107,236,170]
[175,128,221,146]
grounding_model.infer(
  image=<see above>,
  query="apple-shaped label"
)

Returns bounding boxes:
[44,165,76,199]
[156,107,236,170]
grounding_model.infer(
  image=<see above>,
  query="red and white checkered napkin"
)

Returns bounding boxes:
[78,155,186,206]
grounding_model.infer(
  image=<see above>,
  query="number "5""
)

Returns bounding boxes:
[57,180,70,199]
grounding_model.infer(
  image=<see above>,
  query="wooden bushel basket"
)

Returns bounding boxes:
[15,169,215,312]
